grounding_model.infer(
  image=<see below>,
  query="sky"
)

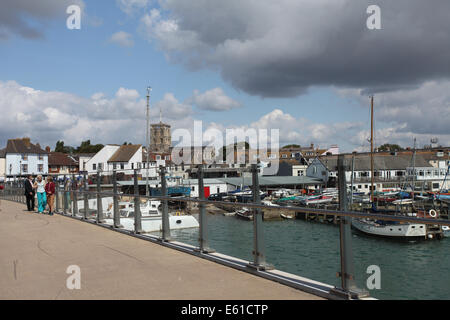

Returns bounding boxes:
[0,0,449,153]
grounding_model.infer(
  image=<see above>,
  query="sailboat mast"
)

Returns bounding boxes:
[370,96,375,203]
[412,138,417,201]
[146,86,152,197]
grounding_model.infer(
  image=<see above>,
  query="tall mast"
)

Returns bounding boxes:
[146,87,152,197]
[370,96,375,203]
[412,138,417,201]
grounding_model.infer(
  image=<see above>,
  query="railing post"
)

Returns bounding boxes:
[72,174,78,217]
[83,172,89,220]
[96,169,105,224]
[55,177,60,213]
[248,164,269,270]
[134,169,143,234]
[197,164,214,253]
[63,175,68,215]
[113,170,123,229]
[331,155,368,299]
[159,166,171,242]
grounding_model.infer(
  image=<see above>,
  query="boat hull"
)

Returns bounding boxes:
[351,219,426,240]
[104,215,199,233]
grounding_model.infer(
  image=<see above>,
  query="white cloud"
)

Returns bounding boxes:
[109,31,135,47]
[1,81,447,152]
[153,93,193,120]
[117,0,151,16]
[337,80,450,148]
[188,88,241,112]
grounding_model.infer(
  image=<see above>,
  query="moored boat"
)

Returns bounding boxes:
[351,218,426,240]
[235,208,253,220]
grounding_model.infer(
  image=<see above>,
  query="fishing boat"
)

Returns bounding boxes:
[351,219,426,240]
[235,207,253,220]
[280,213,294,220]
[351,97,429,240]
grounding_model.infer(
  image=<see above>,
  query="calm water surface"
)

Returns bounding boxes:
[154,214,450,300]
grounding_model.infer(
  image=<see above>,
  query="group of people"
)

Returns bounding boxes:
[24,175,56,215]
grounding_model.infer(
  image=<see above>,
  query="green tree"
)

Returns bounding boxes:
[378,144,403,152]
[282,144,301,149]
[55,140,65,153]
[76,140,104,154]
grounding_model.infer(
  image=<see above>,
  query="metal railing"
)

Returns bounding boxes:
[2,157,450,300]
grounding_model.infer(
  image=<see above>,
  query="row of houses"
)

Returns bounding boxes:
[1,137,448,193]
[305,150,450,192]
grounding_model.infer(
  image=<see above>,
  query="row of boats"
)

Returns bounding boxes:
[219,187,450,240]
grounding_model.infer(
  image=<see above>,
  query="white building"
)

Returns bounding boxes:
[180,178,228,198]
[86,145,143,175]
[292,164,308,177]
[77,153,95,173]
[0,148,6,182]
[306,153,445,193]
[4,138,48,179]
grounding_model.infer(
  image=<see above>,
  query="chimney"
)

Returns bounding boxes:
[310,143,314,149]
[45,146,51,153]
[22,137,31,148]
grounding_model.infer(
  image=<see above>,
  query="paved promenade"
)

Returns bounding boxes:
[0,200,322,300]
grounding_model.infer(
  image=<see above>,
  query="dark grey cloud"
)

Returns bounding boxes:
[143,0,450,98]
[0,0,84,39]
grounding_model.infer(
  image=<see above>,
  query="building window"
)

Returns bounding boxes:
[39,155,44,161]
[37,164,43,172]
[113,164,117,170]
[98,163,103,171]
[120,163,125,170]
[93,164,97,171]
[22,164,28,173]
[22,154,28,161]
[131,163,134,170]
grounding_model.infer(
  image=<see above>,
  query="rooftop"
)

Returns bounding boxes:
[48,152,78,166]
[108,145,141,163]
[5,138,47,155]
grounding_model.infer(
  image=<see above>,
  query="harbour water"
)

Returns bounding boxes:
[155,214,450,300]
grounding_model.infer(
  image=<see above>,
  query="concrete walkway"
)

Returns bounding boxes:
[0,200,323,300]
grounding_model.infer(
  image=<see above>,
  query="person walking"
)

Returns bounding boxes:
[34,175,47,214]
[45,176,56,215]
[24,175,35,211]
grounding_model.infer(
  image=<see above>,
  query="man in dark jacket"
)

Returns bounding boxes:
[24,175,35,211]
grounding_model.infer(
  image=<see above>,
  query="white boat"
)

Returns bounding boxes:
[392,199,413,205]
[301,195,333,205]
[103,200,199,232]
[352,218,426,239]
[235,207,253,220]
[280,213,294,220]
[442,226,450,237]
[262,200,279,207]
